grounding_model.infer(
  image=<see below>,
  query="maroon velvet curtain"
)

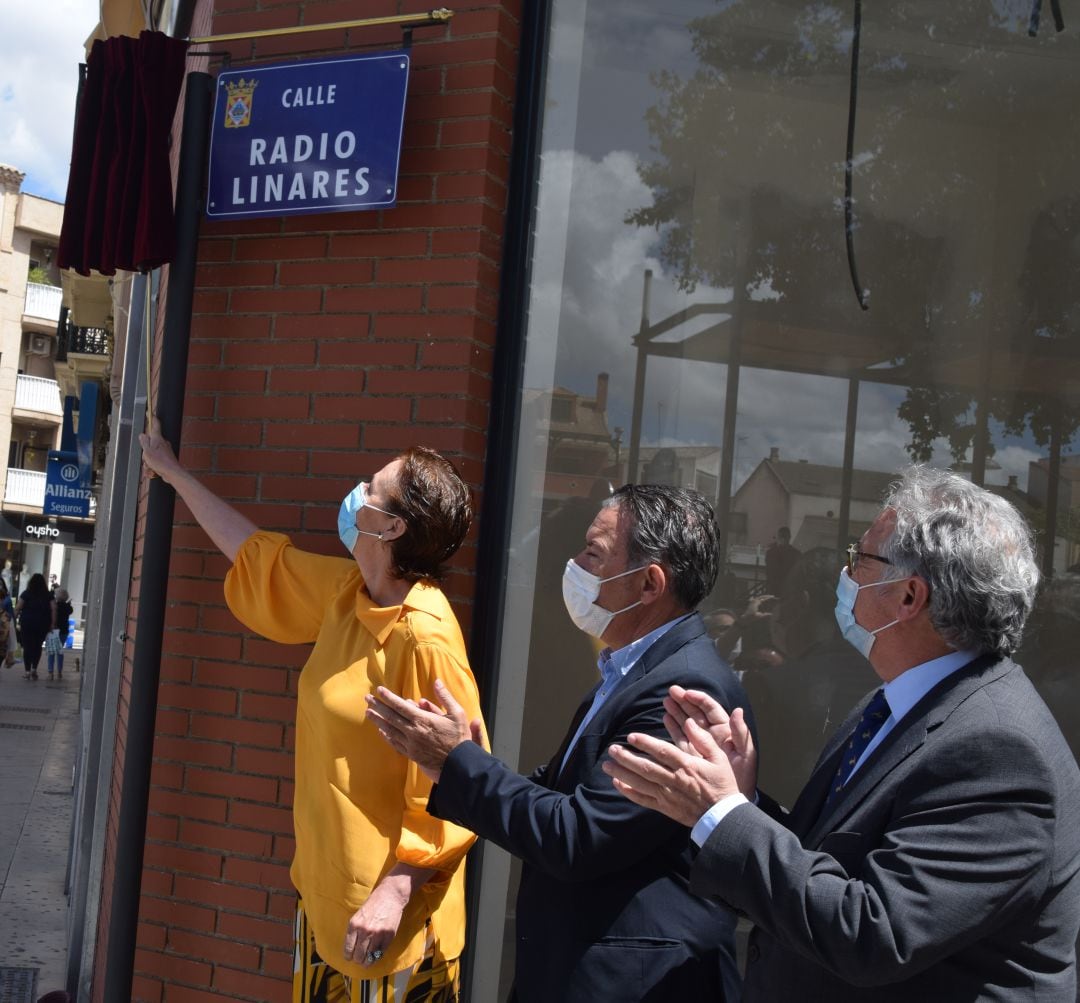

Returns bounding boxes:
[58,31,189,276]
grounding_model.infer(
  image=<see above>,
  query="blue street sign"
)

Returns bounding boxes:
[45,451,92,518]
[207,51,410,219]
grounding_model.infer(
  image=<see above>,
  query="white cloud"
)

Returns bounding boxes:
[0,1,101,201]
[985,444,1041,490]
[528,148,734,436]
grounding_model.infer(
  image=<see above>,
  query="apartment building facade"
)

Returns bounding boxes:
[0,164,104,622]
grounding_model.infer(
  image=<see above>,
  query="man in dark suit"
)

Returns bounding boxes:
[605,466,1080,1001]
[367,485,752,1002]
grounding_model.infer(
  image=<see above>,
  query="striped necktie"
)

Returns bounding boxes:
[823,688,889,811]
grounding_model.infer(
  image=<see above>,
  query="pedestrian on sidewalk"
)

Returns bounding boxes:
[16,573,55,681]
[47,588,74,680]
[0,580,15,669]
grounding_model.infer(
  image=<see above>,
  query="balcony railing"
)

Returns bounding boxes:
[3,467,96,517]
[56,312,109,362]
[23,282,62,323]
[4,468,45,507]
[13,375,63,416]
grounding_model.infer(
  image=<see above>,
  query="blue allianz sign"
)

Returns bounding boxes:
[207,51,410,219]
[45,452,92,518]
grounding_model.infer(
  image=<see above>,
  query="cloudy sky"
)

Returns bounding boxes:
[524,145,1050,495]
[0,0,101,201]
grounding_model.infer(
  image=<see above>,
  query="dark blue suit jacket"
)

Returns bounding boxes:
[428,612,752,1002]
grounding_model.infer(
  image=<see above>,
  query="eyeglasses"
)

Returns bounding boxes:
[846,543,892,576]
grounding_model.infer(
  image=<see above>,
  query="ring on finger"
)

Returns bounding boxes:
[364,948,383,965]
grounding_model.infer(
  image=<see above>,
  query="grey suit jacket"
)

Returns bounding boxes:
[692,654,1080,1001]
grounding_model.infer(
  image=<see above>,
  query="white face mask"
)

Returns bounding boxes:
[561,559,646,639]
[834,567,899,658]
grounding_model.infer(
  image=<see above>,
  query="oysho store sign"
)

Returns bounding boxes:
[25,523,60,540]
[206,51,410,219]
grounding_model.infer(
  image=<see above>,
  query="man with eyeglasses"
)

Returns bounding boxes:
[604,466,1080,1002]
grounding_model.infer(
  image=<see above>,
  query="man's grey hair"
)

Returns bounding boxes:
[603,484,720,610]
[880,466,1039,655]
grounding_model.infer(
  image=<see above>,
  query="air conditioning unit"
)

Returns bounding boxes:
[28,334,50,356]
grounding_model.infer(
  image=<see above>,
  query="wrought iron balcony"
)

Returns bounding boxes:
[56,311,109,362]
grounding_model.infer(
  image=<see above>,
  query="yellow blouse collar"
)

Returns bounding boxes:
[355,577,445,646]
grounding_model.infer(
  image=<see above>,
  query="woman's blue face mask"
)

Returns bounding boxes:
[337,482,396,555]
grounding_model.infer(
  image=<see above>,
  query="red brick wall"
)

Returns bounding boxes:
[95,3,521,999]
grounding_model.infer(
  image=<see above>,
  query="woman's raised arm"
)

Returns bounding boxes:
[139,417,258,563]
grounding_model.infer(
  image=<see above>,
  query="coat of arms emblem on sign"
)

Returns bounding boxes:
[224,78,258,128]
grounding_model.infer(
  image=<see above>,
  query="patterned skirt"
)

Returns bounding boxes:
[293,898,459,1003]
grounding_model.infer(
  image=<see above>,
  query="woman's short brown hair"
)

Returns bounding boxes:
[384,446,472,584]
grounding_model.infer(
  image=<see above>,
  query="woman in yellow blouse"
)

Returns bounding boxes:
[140,421,484,1003]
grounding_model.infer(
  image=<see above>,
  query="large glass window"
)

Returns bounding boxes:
[469,2,1080,996]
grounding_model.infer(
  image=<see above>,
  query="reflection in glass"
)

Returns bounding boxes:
[470,2,1080,998]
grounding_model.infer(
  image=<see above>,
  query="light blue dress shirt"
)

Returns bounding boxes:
[561,614,691,770]
[691,647,981,846]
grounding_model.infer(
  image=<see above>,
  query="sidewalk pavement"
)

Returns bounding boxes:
[0,650,81,1000]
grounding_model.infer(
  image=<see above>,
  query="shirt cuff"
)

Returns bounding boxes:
[691,793,750,847]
